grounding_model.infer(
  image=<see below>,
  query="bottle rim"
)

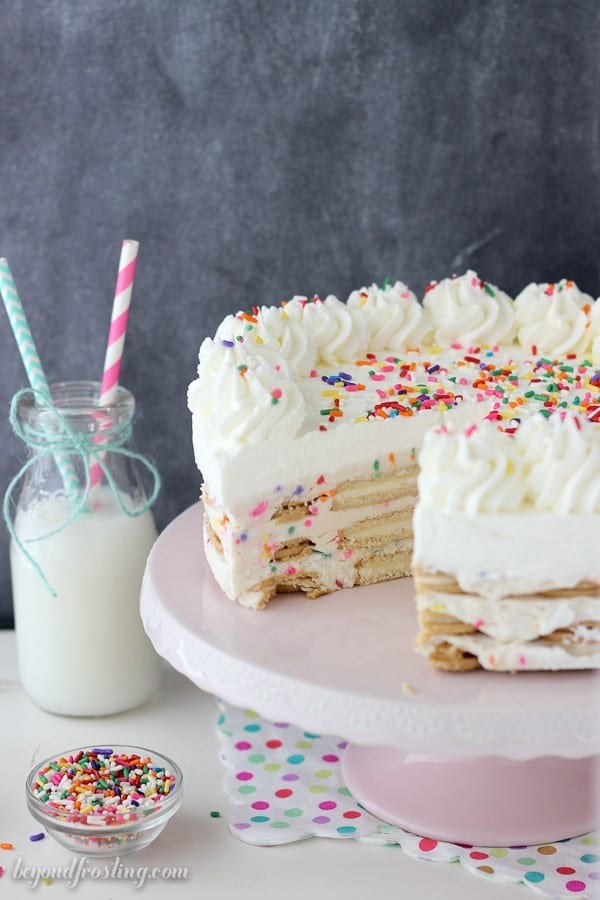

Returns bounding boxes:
[18,380,135,418]
[17,381,135,435]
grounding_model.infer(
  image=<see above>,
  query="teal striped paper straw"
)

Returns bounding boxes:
[0,258,80,499]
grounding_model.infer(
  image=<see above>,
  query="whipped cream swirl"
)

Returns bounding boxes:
[283,295,369,364]
[347,281,431,351]
[518,413,600,513]
[216,308,317,377]
[417,423,527,514]
[423,270,516,347]
[418,413,600,515]
[514,280,593,357]
[188,340,305,452]
[198,330,283,376]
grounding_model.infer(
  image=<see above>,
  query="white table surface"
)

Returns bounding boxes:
[0,630,529,899]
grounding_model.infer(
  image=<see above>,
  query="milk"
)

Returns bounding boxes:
[11,488,161,716]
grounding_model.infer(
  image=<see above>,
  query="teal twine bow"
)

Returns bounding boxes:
[3,387,162,597]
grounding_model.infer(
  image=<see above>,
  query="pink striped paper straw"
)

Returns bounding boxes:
[89,239,139,491]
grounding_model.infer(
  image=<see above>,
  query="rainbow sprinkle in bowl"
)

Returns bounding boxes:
[26,745,182,857]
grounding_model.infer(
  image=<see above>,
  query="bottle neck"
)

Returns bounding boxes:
[17,381,135,444]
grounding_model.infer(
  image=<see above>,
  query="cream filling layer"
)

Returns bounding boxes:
[413,507,600,602]
[420,632,600,672]
[416,591,600,643]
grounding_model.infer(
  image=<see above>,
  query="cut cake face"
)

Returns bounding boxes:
[412,413,600,671]
[188,272,600,610]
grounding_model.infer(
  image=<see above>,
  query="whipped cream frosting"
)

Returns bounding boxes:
[417,423,527,514]
[413,505,600,601]
[514,279,593,356]
[188,271,600,468]
[519,413,600,513]
[417,413,600,515]
[347,281,431,351]
[198,331,283,374]
[188,341,305,451]
[216,308,318,377]
[422,270,515,346]
[283,295,368,366]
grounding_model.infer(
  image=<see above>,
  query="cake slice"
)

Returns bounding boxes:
[412,413,600,671]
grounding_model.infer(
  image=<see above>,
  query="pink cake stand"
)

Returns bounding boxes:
[140,503,600,847]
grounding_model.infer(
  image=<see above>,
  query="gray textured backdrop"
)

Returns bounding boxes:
[1,0,599,624]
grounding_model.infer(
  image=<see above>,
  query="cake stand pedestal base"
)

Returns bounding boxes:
[342,746,600,846]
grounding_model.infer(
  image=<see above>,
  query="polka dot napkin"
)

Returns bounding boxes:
[217,702,599,898]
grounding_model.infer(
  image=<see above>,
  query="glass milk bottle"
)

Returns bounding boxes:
[9,381,161,716]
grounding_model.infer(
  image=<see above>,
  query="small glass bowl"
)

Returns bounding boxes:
[26,745,182,857]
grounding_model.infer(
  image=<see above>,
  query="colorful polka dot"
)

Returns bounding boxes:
[251,801,270,810]
[318,801,337,810]
[343,810,361,819]
[282,773,299,782]
[470,851,489,861]
[304,732,320,739]
[248,753,266,764]
[565,881,586,893]
[286,754,305,765]
[524,872,545,883]
[236,771,253,781]
[557,867,577,875]
[244,724,262,733]
[235,741,252,750]
[516,857,536,866]
[251,815,270,823]
[336,826,357,835]
[419,838,438,852]
[284,808,303,817]
[581,854,600,863]
[270,821,290,829]
[322,754,339,763]
[275,789,293,798]
[489,849,509,858]
[309,785,327,794]
[477,866,495,875]
[238,784,256,794]
[296,740,313,749]
[233,822,250,830]
[265,739,282,749]
[264,763,281,772]
[337,786,352,797]
[312,816,330,824]
[537,845,557,855]
[314,769,332,779]
[581,836,598,845]
[245,709,259,718]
